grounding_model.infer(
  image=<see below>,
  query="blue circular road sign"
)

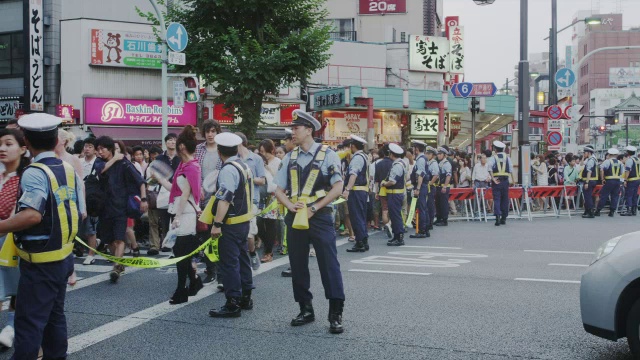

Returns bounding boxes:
[166,23,189,53]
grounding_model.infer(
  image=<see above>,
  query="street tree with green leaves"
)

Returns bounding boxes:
[139,0,332,138]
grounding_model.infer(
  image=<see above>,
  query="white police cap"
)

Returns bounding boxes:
[18,113,62,132]
[608,148,620,155]
[584,145,595,153]
[425,146,437,154]
[291,110,321,131]
[349,135,367,146]
[388,143,404,156]
[493,140,506,149]
[411,140,427,147]
[437,146,448,154]
[626,145,637,152]
[215,132,242,148]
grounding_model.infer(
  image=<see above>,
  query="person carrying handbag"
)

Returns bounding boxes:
[152,126,203,305]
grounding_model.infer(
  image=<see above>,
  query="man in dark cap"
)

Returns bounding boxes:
[274,110,345,334]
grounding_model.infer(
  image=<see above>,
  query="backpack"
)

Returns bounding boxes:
[84,162,106,217]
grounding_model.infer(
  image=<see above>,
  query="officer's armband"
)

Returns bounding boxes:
[215,187,235,203]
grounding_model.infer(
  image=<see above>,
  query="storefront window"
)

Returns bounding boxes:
[0,32,24,77]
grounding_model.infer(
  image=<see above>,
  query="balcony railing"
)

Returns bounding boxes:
[329,31,357,42]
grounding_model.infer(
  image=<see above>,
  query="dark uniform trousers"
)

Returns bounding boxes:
[597,180,621,211]
[347,190,368,242]
[286,211,344,303]
[626,180,640,211]
[218,223,253,299]
[416,185,429,233]
[583,181,598,210]
[428,187,436,225]
[436,187,450,222]
[492,178,510,218]
[13,255,74,360]
[387,193,405,236]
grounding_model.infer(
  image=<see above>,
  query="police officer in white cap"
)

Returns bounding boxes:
[274,109,345,334]
[208,132,255,318]
[486,141,513,226]
[580,145,599,218]
[409,140,430,238]
[0,113,84,359]
[622,145,640,216]
[425,146,439,228]
[434,147,452,226]
[343,135,371,253]
[595,148,624,217]
[382,143,407,246]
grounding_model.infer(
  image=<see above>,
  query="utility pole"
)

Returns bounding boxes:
[518,0,531,186]
[149,0,169,148]
[470,97,480,165]
[549,0,558,106]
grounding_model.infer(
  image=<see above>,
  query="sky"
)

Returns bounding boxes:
[442,0,640,87]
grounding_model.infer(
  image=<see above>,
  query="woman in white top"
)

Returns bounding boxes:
[458,158,472,188]
[532,155,549,210]
[258,140,281,262]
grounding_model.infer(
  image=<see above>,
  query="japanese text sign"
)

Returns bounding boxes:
[411,114,439,136]
[0,100,20,120]
[358,0,406,15]
[28,0,44,111]
[91,29,162,69]
[409,36,450,73]
[448,26,464,74]
[84,98,196,127]
[323,111,382,142]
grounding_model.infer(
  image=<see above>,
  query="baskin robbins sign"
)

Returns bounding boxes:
[84,98,197,126]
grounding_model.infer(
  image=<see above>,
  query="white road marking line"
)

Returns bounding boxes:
[349,269,432,276]
[67,234,359,354]
[548,263,589,267]
[401,246,463,250]
[514,278,581,284]
[74,265,117,273]
[524,250,595,255]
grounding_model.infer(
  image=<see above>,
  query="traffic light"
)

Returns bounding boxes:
[184,76,199,103]
[599,125,605,132]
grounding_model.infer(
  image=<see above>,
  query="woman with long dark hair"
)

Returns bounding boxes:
[257,139,281,262]
[153,126,203,304]
[0,129,29,348]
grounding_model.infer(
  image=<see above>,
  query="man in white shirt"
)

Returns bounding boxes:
[80,137,101,265]
[472,153,491,188]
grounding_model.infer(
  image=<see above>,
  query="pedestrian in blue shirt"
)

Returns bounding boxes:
[0,113,83,360]
[274,110,345,334]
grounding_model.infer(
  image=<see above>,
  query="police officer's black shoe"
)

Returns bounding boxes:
[410,233,428,238]
[291,301,315,326]
[397,234,405,246]
[428,225,434,230]
[500,217,506,225]
[582,209,595,218]
[240,289,253,310]
[346,242,366,253]
[608,211,615,217]
[281,268,292,277]
[594,209,601,217]
[435,221,448,226]
[494,218,500,226]
[188,275,204,296]
[328,299,344,334]
[209,297,242,318]
[363,238,370,251]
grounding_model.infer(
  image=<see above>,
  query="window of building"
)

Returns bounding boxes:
[0,32,24,77]
[324,19,356,41]
[400,32,406,43]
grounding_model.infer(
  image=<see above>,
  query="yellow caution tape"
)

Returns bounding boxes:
[75,236,220,268]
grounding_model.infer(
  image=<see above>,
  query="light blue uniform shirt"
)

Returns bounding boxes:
[241,151,265,204]
[18,151,86,240]
[439,159,452,177]
[348,150,367,176]
[601,158,624,174]
[389,159,405,183]
[216,156,242,201]
[585,156,597,173]
[275,143,343,199]
[415,154,427,178]
[625,158,638,172]
[486,153,513,174]
[427,159,439,180]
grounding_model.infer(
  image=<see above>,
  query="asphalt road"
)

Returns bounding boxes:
[0,215,638,359]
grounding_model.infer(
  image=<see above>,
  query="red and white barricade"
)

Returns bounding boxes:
[448,188,478,221]
[479,187,528,222]
[526,186,565,219]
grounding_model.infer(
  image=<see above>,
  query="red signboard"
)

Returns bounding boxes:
[279,104,301,124]
[213,104,235,124]
[359,0,406,15]
[445,16,460,38]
